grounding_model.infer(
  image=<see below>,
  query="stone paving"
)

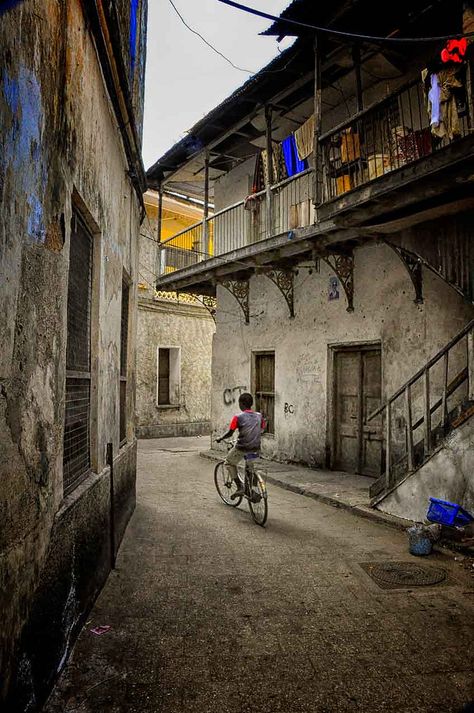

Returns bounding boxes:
[44,437,474,713]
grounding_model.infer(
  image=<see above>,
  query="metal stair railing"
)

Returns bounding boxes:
[367,318,474,498]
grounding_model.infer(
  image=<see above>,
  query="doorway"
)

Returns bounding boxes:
[332,345,382,476]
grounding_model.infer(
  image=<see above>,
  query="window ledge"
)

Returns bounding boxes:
[156,403,182,410]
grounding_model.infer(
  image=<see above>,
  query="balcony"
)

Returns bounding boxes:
[157,168,314,277]
[318,73,474,223]
[155,70,474,292]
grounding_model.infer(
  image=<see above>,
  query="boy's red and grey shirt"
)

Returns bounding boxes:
[229,409,266,452]
[229,409,266,431]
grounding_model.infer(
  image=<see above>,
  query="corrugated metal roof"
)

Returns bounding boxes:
[146,39,312,187]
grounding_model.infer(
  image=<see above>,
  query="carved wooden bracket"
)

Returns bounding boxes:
[385,241,423,304]
[220,279,250,323]
[323,252,354,312]
[264,269,295,318]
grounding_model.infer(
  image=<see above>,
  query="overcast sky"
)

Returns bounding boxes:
[142,0,293,169]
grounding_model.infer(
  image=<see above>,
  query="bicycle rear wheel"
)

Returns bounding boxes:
[247,472,268,526]
[214,461,242,507]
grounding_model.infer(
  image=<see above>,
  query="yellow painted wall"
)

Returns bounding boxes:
[144,194,213,260]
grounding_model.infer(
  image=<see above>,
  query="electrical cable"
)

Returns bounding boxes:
[217,0,474,44]
[167,0,300,76]
[168,0,254,73]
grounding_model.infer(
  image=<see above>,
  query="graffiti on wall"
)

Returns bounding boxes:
[223,385,248,406]
[284,402,295,415]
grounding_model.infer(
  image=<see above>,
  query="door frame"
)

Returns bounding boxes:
[327,340,383,473]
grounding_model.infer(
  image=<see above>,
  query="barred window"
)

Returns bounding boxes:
[63,212,93,494]
[120,279,129,444]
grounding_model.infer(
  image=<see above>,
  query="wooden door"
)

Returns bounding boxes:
[334,347,382,476]
[158,348,170,405]
[255,352,275,434]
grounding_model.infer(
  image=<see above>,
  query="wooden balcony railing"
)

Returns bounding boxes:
[157,169,314,275]
[319,75,471,202]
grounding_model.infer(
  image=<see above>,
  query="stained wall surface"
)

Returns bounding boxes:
[137,197,215,438]
[0,1,146,708]
[211,242,474,474]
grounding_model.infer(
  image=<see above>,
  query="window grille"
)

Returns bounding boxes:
[63,212,92,494]
[120,280,129,444]
[255,352,275,435]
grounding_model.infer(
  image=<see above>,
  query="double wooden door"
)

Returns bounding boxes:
[333,347,382,476]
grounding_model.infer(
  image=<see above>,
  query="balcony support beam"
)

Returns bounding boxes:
[220,279,250,324]
[384,241,423,305]
[157,184,164,278]
[203,150,210,256]
[263,269,295,319]
[322,252,354,312]
[265,105,274,239]
[313,33,322,207]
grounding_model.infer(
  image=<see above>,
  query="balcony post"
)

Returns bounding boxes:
[265,104,273,238]
[352,43,363,113]
[468,328,474,401]
[313,34,322,207]
[157,183,164,277]
[203,149,210,256]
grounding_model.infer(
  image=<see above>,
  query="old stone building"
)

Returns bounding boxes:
[0,0,147,709]
[136,191,215,438]
[148,1,474,523]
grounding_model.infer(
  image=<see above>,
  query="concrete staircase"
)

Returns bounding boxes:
[368,319,474,513]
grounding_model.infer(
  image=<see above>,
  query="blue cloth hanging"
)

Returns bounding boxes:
[282,135,307,177]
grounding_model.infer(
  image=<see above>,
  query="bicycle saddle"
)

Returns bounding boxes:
[244,452,259,461]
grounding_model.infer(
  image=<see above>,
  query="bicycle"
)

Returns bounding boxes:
[214,441,268,527]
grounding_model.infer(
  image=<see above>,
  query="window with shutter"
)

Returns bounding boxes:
[63,212,93,494]
[254,352,275,435]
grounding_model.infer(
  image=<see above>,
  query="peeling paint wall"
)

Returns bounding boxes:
[136,218,215,439]
[136,296,215,438]
[0,0,146,708]
[211,242,474,471]
[377,418,474,521]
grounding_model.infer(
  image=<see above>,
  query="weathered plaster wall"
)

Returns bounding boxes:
[0,1,144,707]
[136,297,215,438]
[137,206,215,439]
[377,418,474,521]
[211,242,474,469]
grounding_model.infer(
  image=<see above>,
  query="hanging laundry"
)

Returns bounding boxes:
[437,68,463,139]
[422,67,463,140]
[261,141,287,185]
[294,114,314,161]
[282,135,307,177]
[428,73,441,126]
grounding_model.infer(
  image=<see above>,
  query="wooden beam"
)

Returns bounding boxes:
[203,150,210,256]
[265,104,273,238]
[313,34,322,207]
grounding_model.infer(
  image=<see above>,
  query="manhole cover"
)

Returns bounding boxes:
[360,561,447,589]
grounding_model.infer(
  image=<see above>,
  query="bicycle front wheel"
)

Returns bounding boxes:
[247,472,268,526]
[214,461,242,507]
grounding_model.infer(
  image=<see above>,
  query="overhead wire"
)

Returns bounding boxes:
[217,0,474,43]
[167,0,301,76]
[167,0,254,73]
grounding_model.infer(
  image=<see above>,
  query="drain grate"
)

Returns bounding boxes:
[360,561,447,589]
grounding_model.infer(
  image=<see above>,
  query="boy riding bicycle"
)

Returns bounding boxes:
[216,392,266,499]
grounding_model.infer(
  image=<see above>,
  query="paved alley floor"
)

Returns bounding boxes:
[45,437,474,713]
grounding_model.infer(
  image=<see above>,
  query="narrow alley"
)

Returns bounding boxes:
[45,438,474,713]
